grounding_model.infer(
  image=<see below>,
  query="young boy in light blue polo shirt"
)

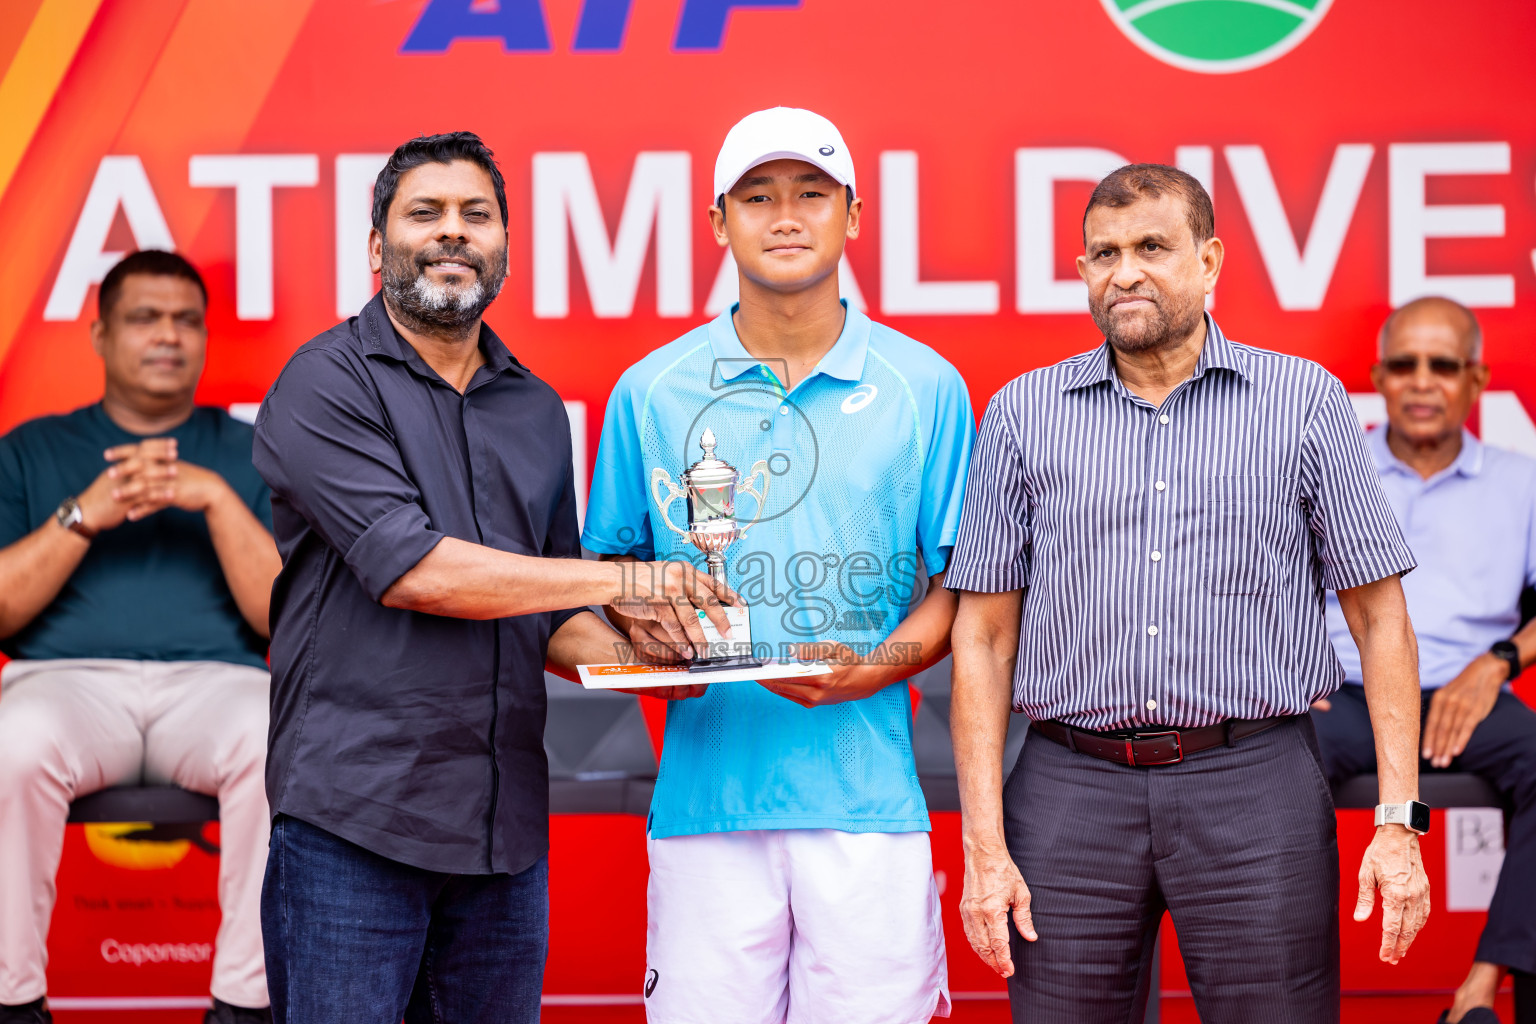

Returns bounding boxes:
[583,107,973,1024]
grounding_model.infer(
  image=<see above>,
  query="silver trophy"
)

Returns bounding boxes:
[651,428,769,669]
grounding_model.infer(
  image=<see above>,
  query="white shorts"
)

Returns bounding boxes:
[643,829,950,1024]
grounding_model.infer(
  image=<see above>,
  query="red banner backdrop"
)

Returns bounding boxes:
[5,0,1536,466]
[4,0,1534,1012]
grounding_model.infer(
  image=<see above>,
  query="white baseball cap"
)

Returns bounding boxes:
[713,107,856,203]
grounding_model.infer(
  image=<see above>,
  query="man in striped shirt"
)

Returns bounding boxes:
[946,164,1431,1023]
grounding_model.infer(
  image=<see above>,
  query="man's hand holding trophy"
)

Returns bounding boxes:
[579,427,833,690]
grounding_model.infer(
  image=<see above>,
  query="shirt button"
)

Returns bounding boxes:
[1158,414,1170,425]
[1150,551,1162,562]
[779,406,789,416]
[1147,625,1159,636]
[1146,699,1158,712]
[1155,480,1166,491]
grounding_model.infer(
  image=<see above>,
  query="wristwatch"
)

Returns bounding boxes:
[54,496,95,539]
[1374,800,1431,835]
[1490,639,1522,683]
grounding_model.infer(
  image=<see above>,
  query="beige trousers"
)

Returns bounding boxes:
[0,659,270,1008]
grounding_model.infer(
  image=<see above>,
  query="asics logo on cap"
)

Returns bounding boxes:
[841,384,877,414]
[819,145,835,156]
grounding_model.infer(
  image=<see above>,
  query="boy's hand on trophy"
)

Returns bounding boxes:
[760,642,893,708]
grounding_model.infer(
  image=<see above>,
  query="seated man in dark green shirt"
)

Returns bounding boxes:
[0,251,281,1024]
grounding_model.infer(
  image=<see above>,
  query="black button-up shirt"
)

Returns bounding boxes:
[253,293,581,874]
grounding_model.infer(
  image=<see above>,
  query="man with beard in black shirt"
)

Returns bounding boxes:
[254,132,733,1024]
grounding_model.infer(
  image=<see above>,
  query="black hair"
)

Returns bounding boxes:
[97,250,207,319]
[1083,164,1215,245]
[371,131,508,235]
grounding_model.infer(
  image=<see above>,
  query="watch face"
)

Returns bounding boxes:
[1409,801,1431,834]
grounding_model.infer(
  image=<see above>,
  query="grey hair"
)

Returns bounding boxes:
[1377,296,1483,360]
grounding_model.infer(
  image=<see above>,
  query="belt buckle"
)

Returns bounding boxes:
[1126,730,1183,766]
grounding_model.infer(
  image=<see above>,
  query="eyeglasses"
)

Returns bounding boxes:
[1380,355,1474,378]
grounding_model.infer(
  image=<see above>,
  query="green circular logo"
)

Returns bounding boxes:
[1099,0,1334,74]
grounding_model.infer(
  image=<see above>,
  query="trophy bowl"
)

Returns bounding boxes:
[651,427,768,586]
[651,427,768,669]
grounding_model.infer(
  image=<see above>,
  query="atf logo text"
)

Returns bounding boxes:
[402,0,802,53]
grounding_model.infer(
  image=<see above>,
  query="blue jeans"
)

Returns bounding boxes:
[260,815,548,1024]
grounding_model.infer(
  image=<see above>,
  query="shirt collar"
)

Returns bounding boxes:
[706,300,872,386]
[359,292,523,380]
[1369,423,1484,480]
[1062,314,1251,392]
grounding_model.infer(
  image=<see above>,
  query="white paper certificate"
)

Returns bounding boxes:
[577,659,832,689]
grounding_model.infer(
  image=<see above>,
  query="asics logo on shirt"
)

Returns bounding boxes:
[841,384,878,414]
[645,969,659,997]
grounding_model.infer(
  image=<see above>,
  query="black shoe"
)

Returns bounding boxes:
[1459,1010,1503,1024]
[0,998,51,1024]
[203,998,273,1024]
[1436,1009,1503,1024]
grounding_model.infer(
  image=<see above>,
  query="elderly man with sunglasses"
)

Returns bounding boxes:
[1313,296,1536,1024]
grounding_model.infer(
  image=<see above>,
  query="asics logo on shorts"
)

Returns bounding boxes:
[645,968,659,997]
[841,384,877,414]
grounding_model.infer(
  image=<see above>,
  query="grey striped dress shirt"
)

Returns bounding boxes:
[946,316,1415,731]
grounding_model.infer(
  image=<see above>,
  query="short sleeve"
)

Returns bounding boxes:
[581,375,655,559]
[916,363,976,576]
[0,431,32,548]
[944,387,1031,593]
[216,414,274,533]
[253,350,445,602]
[1299,377,1416,591]
[1523,469,1536,591]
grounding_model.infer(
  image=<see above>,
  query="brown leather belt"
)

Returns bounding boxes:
[1030,715,1297,767]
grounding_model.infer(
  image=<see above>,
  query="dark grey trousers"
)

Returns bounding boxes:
[1002,715,1340,1024]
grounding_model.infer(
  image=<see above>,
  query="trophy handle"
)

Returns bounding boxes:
[738,460,771,537]
[650,468,691,537]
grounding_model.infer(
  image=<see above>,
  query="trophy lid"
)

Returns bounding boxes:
[684,427,737,488]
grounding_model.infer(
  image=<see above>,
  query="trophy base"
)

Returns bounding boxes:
[692,603,756,665]
[686,655,768,674]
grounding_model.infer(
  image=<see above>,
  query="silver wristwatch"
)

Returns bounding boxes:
[54,496,95,539]
[1374,800,1430,834]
